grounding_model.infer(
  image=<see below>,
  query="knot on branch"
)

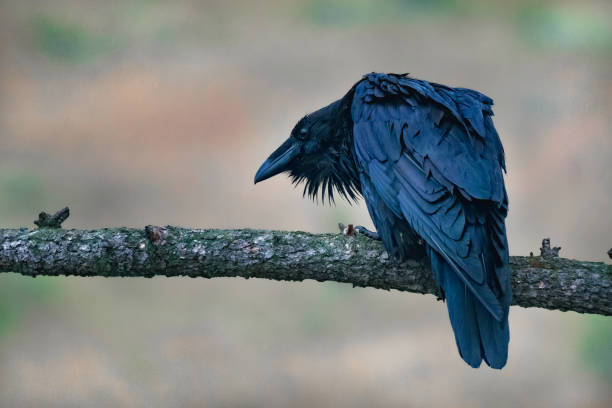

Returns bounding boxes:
[34,207,70,229]
[540,238,561,259]
[145,225,168,246]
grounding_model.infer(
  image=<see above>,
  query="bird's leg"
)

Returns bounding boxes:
[355,225,381,241]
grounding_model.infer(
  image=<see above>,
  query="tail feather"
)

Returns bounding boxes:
[475,300,509,368]
[430,248,509,369]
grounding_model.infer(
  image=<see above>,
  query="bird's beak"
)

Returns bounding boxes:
[254,139,299,184]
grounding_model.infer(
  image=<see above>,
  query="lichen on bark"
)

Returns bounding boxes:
[1,227,610,316]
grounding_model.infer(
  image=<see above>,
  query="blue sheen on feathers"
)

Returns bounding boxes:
[254,72,512,369]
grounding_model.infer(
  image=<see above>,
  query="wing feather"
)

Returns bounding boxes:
[352,73,511,322]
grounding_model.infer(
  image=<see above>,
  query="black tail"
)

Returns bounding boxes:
[429,249,509,369]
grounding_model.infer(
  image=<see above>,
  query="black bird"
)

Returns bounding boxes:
[255,73,511,369]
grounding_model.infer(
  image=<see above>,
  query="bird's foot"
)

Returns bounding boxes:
[355,225,381,241]
[338,223,381,241]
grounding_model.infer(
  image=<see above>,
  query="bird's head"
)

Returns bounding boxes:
[254,96,360,203]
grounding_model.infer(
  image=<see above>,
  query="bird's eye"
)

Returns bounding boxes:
[295,127,308,140]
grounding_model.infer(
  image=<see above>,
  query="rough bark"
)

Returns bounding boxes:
[1,227,610,316]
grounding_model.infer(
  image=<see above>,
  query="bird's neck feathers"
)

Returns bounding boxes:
[292,89,361,204]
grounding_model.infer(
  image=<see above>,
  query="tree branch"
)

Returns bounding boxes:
[1,226,610,316]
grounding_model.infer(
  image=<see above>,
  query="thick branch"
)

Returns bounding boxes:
[1,227,610,315]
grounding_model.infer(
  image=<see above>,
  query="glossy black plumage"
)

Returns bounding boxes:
[255,73,511,369]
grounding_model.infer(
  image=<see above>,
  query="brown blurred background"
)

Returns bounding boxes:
[0,0,611,406]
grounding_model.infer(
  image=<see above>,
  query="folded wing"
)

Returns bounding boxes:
[351,73,511,367]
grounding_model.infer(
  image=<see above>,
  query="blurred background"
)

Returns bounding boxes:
[1,0,611,406]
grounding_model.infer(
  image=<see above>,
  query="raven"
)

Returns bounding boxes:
[255,73,511,369]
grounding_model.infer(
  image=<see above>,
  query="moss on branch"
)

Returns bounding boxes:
[1,227,610,316]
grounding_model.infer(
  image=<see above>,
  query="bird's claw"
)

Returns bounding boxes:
[355,225,381,241]
[338,223,380,240]
[355,225,380,241]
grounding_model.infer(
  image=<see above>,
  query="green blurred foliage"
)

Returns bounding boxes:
[580,315,612,383]
[302,0,612,56]
[298,282,354,336]
[303,0,460,26]
[516,3,612,53]
[32,15,113,62]
[0,172,59,339]
[0,171,46,222]
[0,274,59,339]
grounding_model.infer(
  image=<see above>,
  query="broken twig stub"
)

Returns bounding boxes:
[33,207,70,229]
